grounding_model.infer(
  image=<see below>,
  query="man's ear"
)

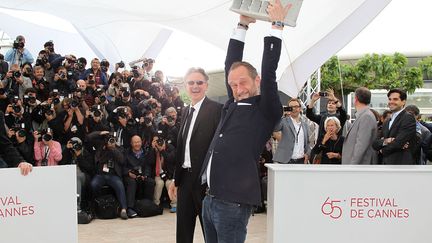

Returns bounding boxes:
[255,75,261,87]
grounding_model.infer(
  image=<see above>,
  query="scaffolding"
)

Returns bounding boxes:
[298,68,321,113]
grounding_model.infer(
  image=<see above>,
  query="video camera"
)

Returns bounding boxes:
[13,41,24,49]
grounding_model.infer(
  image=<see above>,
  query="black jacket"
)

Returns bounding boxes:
[200,37,283,206]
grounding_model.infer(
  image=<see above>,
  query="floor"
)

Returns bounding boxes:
[78,210,267,243]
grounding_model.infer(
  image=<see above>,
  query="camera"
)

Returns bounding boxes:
[12,104,21,113]
[156,130,165,147]
[319,92,328,97]
[77,59,85,70]
[122,90,130,98]
[107,159,114,169]
[12,71,21,79]
[36,56,48,66]
[117,61,125,68]
[283,106,293,112]
[104,132,116,145]
[11,124,26,138]
[100,59,109,73]
[41,158,48,166]
[70,99,80,108]
[144,117,152,126]
[23,95,36,106]
[38,128,52,142]
[99,95,106,103]
[166,116,174,123]
[13,41,24,49]
[132,69,139,78]
[70,140,82,151]
[59,72,66,80]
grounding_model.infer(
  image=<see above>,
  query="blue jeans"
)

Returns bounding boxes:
[202,195,253,243]
[91,174,127,209]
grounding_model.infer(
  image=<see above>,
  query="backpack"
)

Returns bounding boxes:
[78,210,93,224]
[94,194,119,219]
[134,199,163,217]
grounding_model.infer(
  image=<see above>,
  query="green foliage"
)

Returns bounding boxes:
[180,91,191,104]
[418,56,432,79]
[317,53,423,95]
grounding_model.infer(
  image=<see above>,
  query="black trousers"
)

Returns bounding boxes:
[176,170,207,243]
[125,176,155,208]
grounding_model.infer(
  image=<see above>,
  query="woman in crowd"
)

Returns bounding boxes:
[312,116,344,164]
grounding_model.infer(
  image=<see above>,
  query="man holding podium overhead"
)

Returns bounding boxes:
[199,0,290,242]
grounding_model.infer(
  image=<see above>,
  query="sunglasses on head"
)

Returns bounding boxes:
[186,80,205,86]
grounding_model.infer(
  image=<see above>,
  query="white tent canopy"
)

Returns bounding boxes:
[1,0,426,96]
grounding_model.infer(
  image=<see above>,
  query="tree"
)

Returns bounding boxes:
[316,53,423,95]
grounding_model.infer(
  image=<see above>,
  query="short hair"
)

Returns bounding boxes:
[33,66,44,73]
[324,116,341,133]
[355,87,371,105]
[387,88,407,101]
[184,67,209,82]
[165,107,177,115]
[288,98,301,107]
[382,110,392,120]
[405,104,420,116]
[229,61,258,80]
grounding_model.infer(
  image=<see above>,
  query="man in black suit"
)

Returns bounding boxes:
[168,67,222,243]
[372,88,417,164]
[0,110,33,175]
[199,1,288,242]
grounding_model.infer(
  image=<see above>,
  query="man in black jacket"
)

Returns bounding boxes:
[60,137,95,211]
[167,67,222,243]
[199,2,288,242]
[0,110,33,175]
[123,135,155,218]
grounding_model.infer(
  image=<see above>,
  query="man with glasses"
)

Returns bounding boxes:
[168,67,222,243]
[273,98,311,164]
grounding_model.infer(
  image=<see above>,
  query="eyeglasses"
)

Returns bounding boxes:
[186,80,205,86]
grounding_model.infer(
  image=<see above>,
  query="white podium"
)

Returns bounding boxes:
[265,164,432,243]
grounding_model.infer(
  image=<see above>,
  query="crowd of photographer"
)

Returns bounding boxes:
[0,36,184,221]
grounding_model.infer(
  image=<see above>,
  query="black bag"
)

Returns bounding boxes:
[94,194,119,219]
[78,210,93,224]
[134,199,163,217]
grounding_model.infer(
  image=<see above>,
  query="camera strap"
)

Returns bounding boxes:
[43,146,50,163]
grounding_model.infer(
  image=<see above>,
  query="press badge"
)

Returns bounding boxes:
[103,164,109,173]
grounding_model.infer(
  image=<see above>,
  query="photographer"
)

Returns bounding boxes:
[306,89,347,139]
[171,87,184,118]
[88,130,128,220]
[142,58,155,81]
[61,98,85,143]
[32,66,50,102]
[137,110,156,151]
[85,105,110,134]
[21,62,34,90]
[149,132,176,210]
[107,72,126,101]
[75,57,87,78]
[79,58,108,88]
[7,125,34,165]
[0,54,8,80]
[4,98,31,131]
[113,108,137,150]
[2,64,31,98]
[123,135,156,218]
[44,41,61,62]
[130,66,151,92]
[4,35,34,66]
[83,75,98,107]
[33,128,62,166]
[114,88,133,108]
[100,59,110,80]
[51,66,76,96]
[158,107,179,148]
[60,137,95,211]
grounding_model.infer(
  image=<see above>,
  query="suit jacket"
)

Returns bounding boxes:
[200,37,283,206]
[342,107,377,164]
[173,97,222,187]
[372,109,416,165]
[273,116,311,163]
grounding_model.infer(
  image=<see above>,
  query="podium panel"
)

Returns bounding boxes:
[0,165,77,243]
[266,164,432,243]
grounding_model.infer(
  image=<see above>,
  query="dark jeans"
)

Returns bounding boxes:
[202,195,253,243]
[124,176,155,208]
[91,174,127,209]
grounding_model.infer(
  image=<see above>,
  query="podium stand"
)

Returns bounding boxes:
[265,164,432,243]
